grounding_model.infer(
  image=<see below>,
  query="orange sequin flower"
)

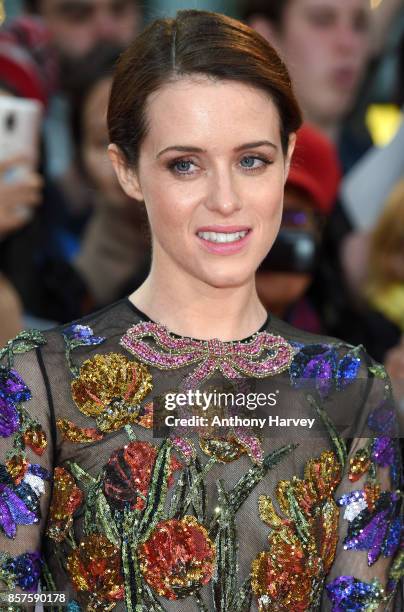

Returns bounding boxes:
[22,426,47,455]
[6,454,28,485]
[252,450,342,609]
[103,441,182,511]
[138,516,216,599]
[46,467,83,542]
[56,419,104,443]
[71,353,153,432]
[66,533,124,610]
[251,528,320,611]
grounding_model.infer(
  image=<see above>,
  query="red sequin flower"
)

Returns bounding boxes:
[66,533,124,610]
[103,441,182,511]
[138,515,216,599]
[46,467,83,542]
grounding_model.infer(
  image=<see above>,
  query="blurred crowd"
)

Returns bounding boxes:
[0,0,403,402]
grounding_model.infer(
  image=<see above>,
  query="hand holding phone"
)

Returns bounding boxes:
[0,155,43,237]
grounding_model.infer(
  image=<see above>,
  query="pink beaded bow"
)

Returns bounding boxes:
[121,321,295,390]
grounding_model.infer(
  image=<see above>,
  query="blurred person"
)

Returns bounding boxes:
[21,0,144,187]
[70,44,150,307]
[256,123,341,333]
[0,273,23,346]
[23,0,142,61]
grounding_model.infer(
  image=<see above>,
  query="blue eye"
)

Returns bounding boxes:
[168,159,196,175]
[240,156,270,171]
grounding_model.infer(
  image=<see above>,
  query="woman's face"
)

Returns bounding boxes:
[83,76,130,206]
[112,76,295,289]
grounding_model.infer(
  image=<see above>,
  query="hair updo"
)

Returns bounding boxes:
[107,9,302,168]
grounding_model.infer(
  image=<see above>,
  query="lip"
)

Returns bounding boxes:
[196,225,251,233]
[332,67,358,88]
[196,227,252,255]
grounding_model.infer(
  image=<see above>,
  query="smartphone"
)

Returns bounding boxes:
[0,95,43,181]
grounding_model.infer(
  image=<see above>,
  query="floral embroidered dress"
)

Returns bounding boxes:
[0,297,402,612]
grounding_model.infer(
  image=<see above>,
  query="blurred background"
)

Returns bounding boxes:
[0,0,403,401]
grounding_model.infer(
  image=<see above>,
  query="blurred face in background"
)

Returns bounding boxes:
[272,0,371,130]
[82,75,129,205]
[38,0,141,59]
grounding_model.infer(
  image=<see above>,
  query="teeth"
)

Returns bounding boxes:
[197,230,248,243]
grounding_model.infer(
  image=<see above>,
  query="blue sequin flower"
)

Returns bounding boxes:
[2,551,42,592]
[289,344,361,397]
[326,575,385,611]
[63,324,105,346]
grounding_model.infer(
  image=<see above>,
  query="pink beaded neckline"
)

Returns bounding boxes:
[120,319,295,390]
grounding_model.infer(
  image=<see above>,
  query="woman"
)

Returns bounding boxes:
[0,10,401,611]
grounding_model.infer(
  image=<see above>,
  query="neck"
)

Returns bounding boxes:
[128,258,268,342]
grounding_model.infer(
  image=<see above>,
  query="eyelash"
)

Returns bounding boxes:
[167,155,272,176]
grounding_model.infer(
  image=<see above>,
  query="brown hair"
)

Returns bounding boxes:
[107,9,302,168]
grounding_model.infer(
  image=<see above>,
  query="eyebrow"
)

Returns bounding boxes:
[156,140,278,158]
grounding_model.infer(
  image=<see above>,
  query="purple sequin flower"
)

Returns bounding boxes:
[343,491,400,565]
[0,367,31,438]
[371,436,395,467]
[0,366,31,403]
[2,551,42,592]
[0,483,37,538]
[63,324,105,346]
[289,344,361,397]
[0,395,20,438]
[367,402,397,436]
[326,575,384,611]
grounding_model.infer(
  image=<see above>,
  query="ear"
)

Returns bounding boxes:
[284,132,297,183]
[108,144,144,201]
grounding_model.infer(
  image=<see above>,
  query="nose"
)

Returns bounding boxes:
[334,23,364,55]
[204,166,242,216]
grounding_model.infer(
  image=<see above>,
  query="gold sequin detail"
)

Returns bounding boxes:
[56,419,104,443]
[348,448,371,482]
[71,353,153,432]
[46,467,83,542]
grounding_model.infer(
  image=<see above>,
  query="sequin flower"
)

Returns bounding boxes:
[63,324,105,345]
[0,481,37,538]
[289,344,361,397]
[326,575,385,611]
[71,353,153,432]
[342,490,401,565]
[0,367,31,438]
[66,533,124,609]
[138,515,216,599]
[46,467,83,542]
[22,425,48,455]
[103,441,182,511]
[1,551,42,592]
[251,528,320,611]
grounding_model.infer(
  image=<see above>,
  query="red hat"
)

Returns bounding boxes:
[0,16,58,107]
[287,124,342,215]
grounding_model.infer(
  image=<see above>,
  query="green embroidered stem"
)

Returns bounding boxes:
[232,577,252,612]
[138,439,172,542]
[182,455,217,519]
[143,584,169,611]
[0,329,46,368]
[125,424,137,441]
[306,393,347,468]
[212,481,238,612]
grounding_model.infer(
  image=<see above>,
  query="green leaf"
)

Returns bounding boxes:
[306,394,347,468]
[212,481,238,612]
[232,577,252,612]
[138,440,172,542]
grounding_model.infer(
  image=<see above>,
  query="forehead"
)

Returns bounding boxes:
[290,0,368,13]
[41,0,129,11]
[143,77,281,148]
